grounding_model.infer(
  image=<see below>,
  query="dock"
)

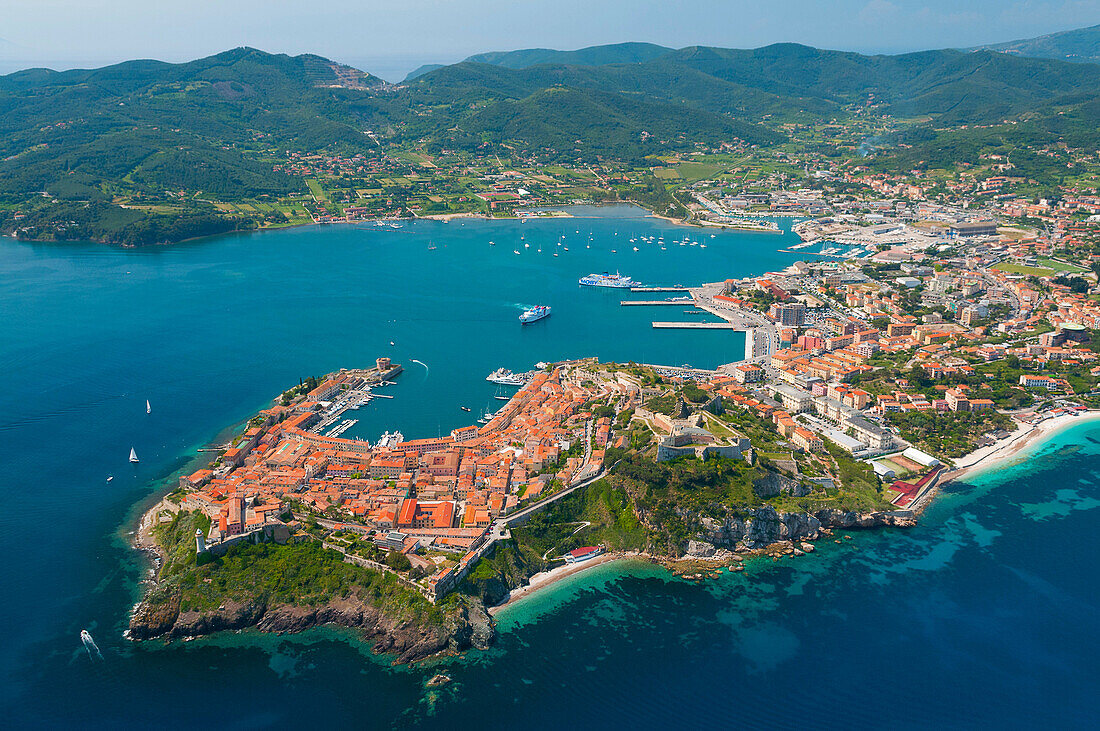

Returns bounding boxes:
[620,299,693,306]
[652,321,740,330]
[630,286,691,292]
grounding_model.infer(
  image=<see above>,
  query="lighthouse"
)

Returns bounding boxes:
[195,528,206,554]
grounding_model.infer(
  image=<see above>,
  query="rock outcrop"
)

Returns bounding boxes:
[752,471,806,499]
[129,592,495,665]
[815,509,916,530]
[685,539,717,557]
[692,506,914,552]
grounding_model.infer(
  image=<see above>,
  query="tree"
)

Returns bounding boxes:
[385,551,412,571]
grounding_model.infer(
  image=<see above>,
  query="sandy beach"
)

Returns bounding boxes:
[489,551,643,614]
[943,410,1100,484]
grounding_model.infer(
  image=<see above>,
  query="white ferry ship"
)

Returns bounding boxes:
[519,305,551,324]
[578,272,641,288]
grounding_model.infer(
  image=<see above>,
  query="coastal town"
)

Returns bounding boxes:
[157,355,626,602]
[141,192,1100,616]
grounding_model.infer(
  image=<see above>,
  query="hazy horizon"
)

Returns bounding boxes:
[0,0,1097,81]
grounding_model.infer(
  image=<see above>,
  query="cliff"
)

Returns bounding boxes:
[129,510,495,665]
[130,589,494,665]
[692,505,915,554]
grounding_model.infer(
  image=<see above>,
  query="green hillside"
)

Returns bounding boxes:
[3,39,1099,244]
[970,23,1100,64]
[465,41,674,69]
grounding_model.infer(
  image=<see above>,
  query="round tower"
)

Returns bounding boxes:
[195,528,206,554]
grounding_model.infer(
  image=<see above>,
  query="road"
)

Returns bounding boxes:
[691,282,780,364]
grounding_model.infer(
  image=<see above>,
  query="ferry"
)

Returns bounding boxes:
[579,272,641,288]
[519,305,551,324]
[487,368,528,386]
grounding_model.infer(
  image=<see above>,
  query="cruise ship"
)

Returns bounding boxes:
[486,368,529,386]
[578,272,641,288]
[519,305,551,324]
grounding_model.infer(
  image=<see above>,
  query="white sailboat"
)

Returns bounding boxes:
[129,447,139,464]
[146,399,151,414]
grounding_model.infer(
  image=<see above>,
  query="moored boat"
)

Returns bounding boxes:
[578,272,641,288]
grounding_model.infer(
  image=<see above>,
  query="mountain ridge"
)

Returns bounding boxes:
[969,22,1100,64]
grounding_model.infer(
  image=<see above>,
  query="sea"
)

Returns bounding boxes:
[0,205,1095,728]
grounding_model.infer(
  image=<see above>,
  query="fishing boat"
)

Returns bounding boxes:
[129,447,139,464]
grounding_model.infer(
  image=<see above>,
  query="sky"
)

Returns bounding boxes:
[0,0,1097,80]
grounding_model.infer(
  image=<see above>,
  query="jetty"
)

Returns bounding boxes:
[620,299,693,306]
[652,321,740,330]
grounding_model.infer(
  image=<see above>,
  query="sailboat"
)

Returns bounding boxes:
[427,241,437,251]
[146,399,151,414]
[129,447,139,464]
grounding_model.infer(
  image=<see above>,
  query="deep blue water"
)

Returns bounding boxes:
[1,205,1096,728]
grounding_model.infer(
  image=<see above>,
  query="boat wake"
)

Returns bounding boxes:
[410,359,429,377]
[81,629,103,661]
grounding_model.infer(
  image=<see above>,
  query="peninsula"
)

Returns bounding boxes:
[129,207,1100,661]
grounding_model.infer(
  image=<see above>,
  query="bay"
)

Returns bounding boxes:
[0,204,1094,728]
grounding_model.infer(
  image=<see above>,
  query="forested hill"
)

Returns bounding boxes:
[464,42,675,70]
[2,39,1100,244]
[0,47,388,201]
[413,42,1100,125]
[403,42,675,80]
[969,23,1100,64]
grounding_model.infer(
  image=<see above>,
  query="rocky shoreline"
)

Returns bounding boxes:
[685,505,916,557]
[129,590,495,665]
[127,501,495,666]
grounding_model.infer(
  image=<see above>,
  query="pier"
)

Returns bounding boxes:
[310,387,377,433]
[630,286,691,292]
[652,321,740,329]
[620,299,693,306]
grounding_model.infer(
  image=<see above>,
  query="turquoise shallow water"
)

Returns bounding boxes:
[1,205,1097,728]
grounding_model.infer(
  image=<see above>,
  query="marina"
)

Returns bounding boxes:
[325,418,358,437]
